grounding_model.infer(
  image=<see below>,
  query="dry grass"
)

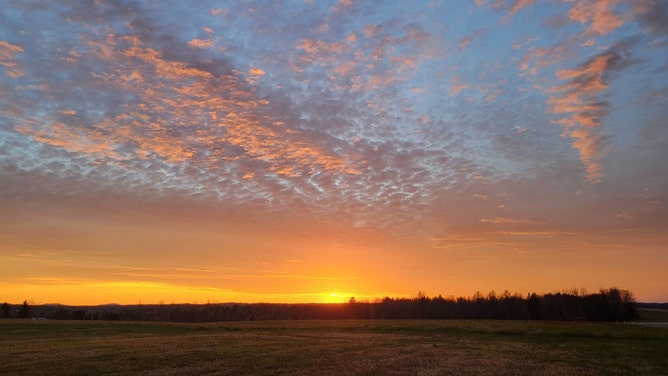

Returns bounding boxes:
[0,319,666,375]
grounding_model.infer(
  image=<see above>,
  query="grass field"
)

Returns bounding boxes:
[637,308,668,322]
[1,319,666,375]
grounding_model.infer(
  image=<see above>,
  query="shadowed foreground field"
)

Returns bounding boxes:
[1,319,666,375]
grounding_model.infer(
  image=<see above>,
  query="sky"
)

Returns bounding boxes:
[1,0,667,305]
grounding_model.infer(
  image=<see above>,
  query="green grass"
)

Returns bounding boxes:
[1,319,666,375]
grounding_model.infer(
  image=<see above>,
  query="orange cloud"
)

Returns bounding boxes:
[547,50,625,181]
[123,46,212,80]
[499,231,559,237]
[450,75,469,95]
[13,33,361,179]
[555,54,615,82]
[480,217,538,224]
[519,42,575,76]
[615,211,635,221]
[210,8,230,17]
[458,29,487,50]
[248,67,265,76]
[503,0,535,23]
[568,0,624,35]
[428,231,516,251]
[220,111,361,176]
[293,21,434,102]
[246,66,265,84]
[15,121,124,161]
[188,38,214,49]
[0,40,24,77]
[298,39,348,56]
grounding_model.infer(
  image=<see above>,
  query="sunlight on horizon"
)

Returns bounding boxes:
[2,280,387,306]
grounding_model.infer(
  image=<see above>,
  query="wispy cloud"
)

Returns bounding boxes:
[480,217,539,224]
[0,40,24,77]
[15,27,361,186]
[449,75,470,95]
[631,0,668,37]
[458,29,487,50]
[568,0,624,35]
[188,38,214,49]
[547,43,631,181]
[493,0,536,24]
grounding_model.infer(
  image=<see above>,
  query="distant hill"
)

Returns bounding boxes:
[636,302,668,310]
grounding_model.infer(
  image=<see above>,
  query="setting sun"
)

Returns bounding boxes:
[319,293,347,304]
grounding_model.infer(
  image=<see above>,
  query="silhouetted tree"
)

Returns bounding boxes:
[527,293,541,320]
[18,300,30,318]
[23,286,639,322]
[1,302,11,318]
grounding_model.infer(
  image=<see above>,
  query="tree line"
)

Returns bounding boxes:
[2,287,638,322]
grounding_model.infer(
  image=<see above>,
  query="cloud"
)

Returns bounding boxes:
[458,29,487,50]
[1,0,666,243]
[507,0,534,17]
[248,67,265,76]
[429,232,515,250]
[0,40,24,77]
[15,120,125,161]
[122,43,214,80]
[511,0,666,185]
[497,0,536,23]
[480,217,539,224]
[210,8,230,17]
[519,37,579,75]
[616,211,635,221]
[631,0,668,37]
[3,3,364,218]
[292,19,434,97]
[567,0,624,35]
[336,0,353,8]
[246,66,265,84]
[498,231,559,237]
[479,0,535,24]
[547,43,631,181]
[188,38,214,49]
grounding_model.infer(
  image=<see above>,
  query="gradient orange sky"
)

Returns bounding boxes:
[1,0,667,305]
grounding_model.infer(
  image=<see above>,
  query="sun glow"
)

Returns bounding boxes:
[324,293,346,303]
[3,277,388,306]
